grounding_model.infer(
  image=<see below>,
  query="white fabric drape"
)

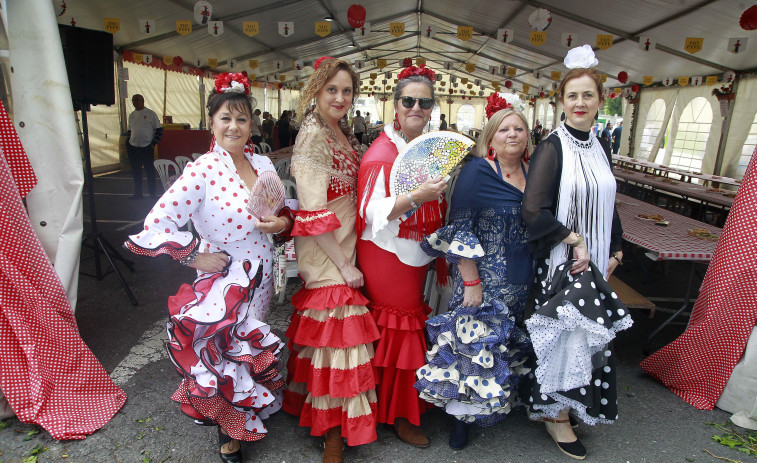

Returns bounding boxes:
[721,76,757,178]
[716,326,757,430]
[635,87,677,162]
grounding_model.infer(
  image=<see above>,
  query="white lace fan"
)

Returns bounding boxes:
[247,170,285,219]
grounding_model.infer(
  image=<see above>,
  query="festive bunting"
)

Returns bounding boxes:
[55,0,66,16]
[248,60,258,69]
[133,53,144,63]
[176,20,192,35]
[728,38,747,53]
[506,67,517,77]
[143,54,153,64]
[208,21,223,36]
[457,26,473,41]
[551,71,561,81]
[662,77,674,87]
[416,57,426,66]
[489,65,498,74]
[497,28,514,43]
[617,71,628,83]
[139,19,155,35]
[376,59,387,69]
[163,56,173,66]
[530,31,546,46]
[723,70,736,83]
[208,58,218,68]
[104,18,120,34]
[643,75,654,86]
[444,61,454,70]
[422,24,436,38]
[465,63,476,73]
[613,87,621,94]
[243,21,259,37]
[639,36,656,52]
[347,4,366,28]
[706,75,719,86]
[691,76,703,86]
[528,8,552,31]
[684,37,703,54]
[461,78,468,84]
[561,32,577,48]
[279,22,294,37]
[228,59,237,69]
[599,73,607,83]
[370,73,377,80]
[292,60,304,70]
[596,34,613,49]
[522,83,530,94]
[533,70,541,79]
[678,76,689,86]
[354,21,371,37]
[315,21,331,37]
[194,1,212,25]
[280,75,286,82]
[389,22,405,37]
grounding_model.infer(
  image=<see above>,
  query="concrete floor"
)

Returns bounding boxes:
[0,171,746,463]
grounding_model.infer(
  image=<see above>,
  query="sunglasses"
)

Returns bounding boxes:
[400,96,434,110]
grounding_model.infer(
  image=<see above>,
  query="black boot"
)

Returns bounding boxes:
[449,418,469,450]
[218,426,242,463]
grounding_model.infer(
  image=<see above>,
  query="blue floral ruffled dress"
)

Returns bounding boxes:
[415,157,534,426]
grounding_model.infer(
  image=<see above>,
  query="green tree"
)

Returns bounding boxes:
[604,97,623,117]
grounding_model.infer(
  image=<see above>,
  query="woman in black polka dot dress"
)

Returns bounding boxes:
[521,45,633,460]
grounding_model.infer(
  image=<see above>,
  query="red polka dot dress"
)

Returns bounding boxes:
[641,148,757,409]
[0,101,127,439]
[125,143,287,441]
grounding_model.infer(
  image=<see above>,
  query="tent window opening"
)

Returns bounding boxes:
[456,104,476,133]
[639,99,666,161]
[429,105,441,130]
[669,97,712,172]
[736,111,757,180]
[353,96,379,124]
[536,103,548,131]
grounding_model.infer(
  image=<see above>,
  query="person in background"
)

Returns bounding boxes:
[439,113,448,130]
[352,110,366,144]
[126,94,163,199]
[277,110,291,149]
[356,64,447,449]
[251,108,263,148]
[532,119,543,145]
[611,121,622,154]
[283,57,379,463]
[365,112,371,125]
[125,72,294,463]
[521,45,630,461]
[262,111,274,147]
[601,122,613,144]
[417,93,533,450]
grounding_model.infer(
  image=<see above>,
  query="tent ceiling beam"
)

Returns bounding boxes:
[418,47,531,90]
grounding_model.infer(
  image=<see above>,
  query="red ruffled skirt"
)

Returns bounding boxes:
[357,240,432,426]
[167,260,285,442]
[283,284,381,446]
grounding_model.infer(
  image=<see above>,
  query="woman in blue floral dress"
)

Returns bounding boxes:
[415,96,534,450]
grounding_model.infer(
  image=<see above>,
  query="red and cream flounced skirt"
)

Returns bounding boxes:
[166,260,285,442]
[283,284,381,446]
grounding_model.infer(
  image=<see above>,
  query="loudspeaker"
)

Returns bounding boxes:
[58,24,114,105]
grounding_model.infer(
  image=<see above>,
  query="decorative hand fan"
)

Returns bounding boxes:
[388,131,475,197]
[247,171,285,219]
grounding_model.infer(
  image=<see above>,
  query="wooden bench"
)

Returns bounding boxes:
[608,275,656,318]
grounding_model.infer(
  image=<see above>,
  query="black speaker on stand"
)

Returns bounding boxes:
[59,24,137,305]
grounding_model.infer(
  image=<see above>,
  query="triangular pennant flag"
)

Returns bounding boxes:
[315,21,331,37]
[639,36,656,52]
[422,24,436,38]
[497,28,514,43]
[728,38,747,54]
[279,22,294,37]
[176,20,192,36]
[243,21,259,37]
[104,18,120,34]
[561,32,577,48]
[354,21,371,37]
[208,21,223,36]
[139,19,155,35]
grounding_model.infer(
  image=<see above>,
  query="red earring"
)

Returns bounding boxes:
[487,145,496,160]
[393,113,401,131]
[209,135,216,151]
[522,147,530,163]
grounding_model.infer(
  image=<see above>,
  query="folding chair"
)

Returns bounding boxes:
[153,159,180,190]
[174,155,193,172]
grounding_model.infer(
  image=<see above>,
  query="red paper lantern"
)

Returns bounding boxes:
[173,56,183,67]
[347,4,366,28]
[504,80,512,89]
[610,92,617,99]
[277,83,283,89]
[402,58,413,67]
[617,71,628,84]
[449,89,453,94]
[740,5,757,30]
[539,91,545,98]
[631,84,640,93]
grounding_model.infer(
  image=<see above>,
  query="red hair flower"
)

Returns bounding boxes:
[214,72,250,95]
[314,56,335,70]
[485,93,512,119]
[398,64,436,82]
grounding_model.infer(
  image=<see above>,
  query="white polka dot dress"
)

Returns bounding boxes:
[0,140,127,439]
[641,147,757,409]
[125,143,286,441]
[525,260,633,425]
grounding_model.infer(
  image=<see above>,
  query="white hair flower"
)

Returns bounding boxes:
[564,44,598,69]
[501,92,525,112]
[226,80,246,93]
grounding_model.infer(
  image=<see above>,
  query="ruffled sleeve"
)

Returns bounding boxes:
[124,159,203,259]
[421,207,484,264]
[290,116,341,236]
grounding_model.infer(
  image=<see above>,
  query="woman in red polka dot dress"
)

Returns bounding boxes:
[125,73,294,463]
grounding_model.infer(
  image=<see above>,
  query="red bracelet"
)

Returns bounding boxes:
[463,278,481,287]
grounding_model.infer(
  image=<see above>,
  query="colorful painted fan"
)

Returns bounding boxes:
[247,170,285,220]
[389,131,475,196]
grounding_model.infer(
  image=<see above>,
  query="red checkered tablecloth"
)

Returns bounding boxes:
[615,193,720,261]
[284,239,296,260]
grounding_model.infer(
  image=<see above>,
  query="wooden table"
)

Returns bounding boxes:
[612,155,741,187]
[614,168,735,210]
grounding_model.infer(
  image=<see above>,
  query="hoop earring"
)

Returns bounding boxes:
[393,113,401,131]
[487,145,496,160]
[560,112,565,121]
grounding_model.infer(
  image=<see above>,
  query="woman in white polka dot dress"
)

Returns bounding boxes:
[125,73,294,463]
[521,46,633,460]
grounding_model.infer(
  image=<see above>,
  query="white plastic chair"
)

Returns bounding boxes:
[253,144,261,154]
[281,178,297,199]
[275,158,292,180]
[174,155,193,172]
[259,142,272,153]
[153,159,181,190]
[191,153,203,160]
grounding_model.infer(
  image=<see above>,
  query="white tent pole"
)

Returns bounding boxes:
[6,0,84,309]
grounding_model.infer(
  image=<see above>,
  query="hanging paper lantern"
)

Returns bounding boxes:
[402,58,413,67]
[617,71,628,84]
[610,92,617,99]
[539,91,545,98]
[740,5,757,30]
[631,84,640,92]
[347,4,367,28]
[505,80,512,89]
[449,89,453,94]
[277,83,283,89]
[173,56,184,67]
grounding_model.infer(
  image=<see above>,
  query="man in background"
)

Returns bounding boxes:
[612,121,623,154]
[439,114,448,130]
[352,110,366,143]
[601,122,613,144]
[251,109,263,148]
[126,94,162,199]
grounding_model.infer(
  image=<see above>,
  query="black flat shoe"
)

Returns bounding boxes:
[569,415,579,429]
[449,419,469,450]
[218,426,242,463]
[194,418,216,426]
[555,437,586,460]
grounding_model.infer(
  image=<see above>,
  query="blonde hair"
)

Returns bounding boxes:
[476,108,532,158]
[297,59,360,122]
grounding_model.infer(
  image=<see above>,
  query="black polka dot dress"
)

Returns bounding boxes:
[524,259,633,425]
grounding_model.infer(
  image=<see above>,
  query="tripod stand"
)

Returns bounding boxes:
[76,101,138,305]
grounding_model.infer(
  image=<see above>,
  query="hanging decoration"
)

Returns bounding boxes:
[228,59,237,69]
[243,21,259,37]
[551,71,561,81]
[416,57,426,66]
[208,21,224,36]
[143,55,153,64]
[390,22,405,37]
[631,84,640,93]
[596,34,613,50]
[639,36,656,52]
[528,8,552,31]
[723,70,736,83]
[740,5,757,30]
[505,80,512,89]
[727,38,747,54]
[684,37,704,54]
[506,67,517,77]
[489,65,499,75]
[643,76,654,86]
[705,75,718,86]
[104,18,120,34]
[194,1,212,25]
[176,20,192,36]
[292,60,304,70]
[315,21,331,37]
[55,0,66,16]
[422,24,437,38]
[208,58,218,68]
[617,71,628,84]
[662,76,674,87]
[691,76,703,86]
[444,61,454,70]
[347,4,366,28]
[173,56,183,67]
[248,60,258,69]
[561,32,576,48]
[457,26,474,41]
[354,21,371,37]
[139,19,156,35]
[278,22,294,37]
[530,31,546,46]
[376,58,387,69]
[465,63,476,73]
[497,28,514,43]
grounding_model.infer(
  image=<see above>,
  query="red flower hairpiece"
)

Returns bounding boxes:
[397,64,436,82]
[485,93,512,119]
[314,56,335,70]
[214,72,250,95]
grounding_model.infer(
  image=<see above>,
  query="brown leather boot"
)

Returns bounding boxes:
[394,417,430,448]
[323,426,343,463]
